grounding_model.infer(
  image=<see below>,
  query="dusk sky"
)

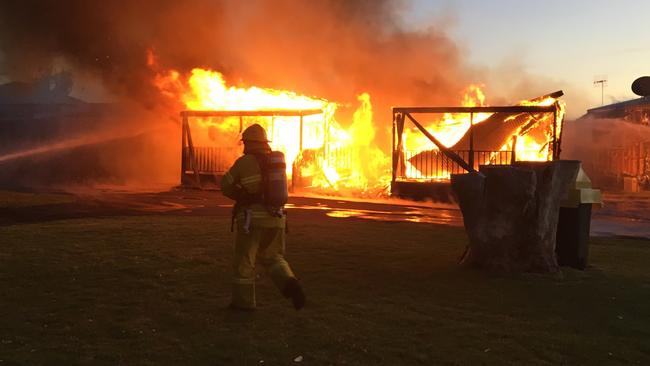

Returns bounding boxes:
[403,0,650,118]
[1,0,647,120]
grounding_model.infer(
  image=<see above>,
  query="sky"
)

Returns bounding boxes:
[1,0,647,119]
[403,0,650,118]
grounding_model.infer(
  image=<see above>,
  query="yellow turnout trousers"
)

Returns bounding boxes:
[231,222,295,309]
[221,147,297,309]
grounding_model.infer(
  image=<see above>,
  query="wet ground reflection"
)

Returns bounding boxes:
[285,202,463,226]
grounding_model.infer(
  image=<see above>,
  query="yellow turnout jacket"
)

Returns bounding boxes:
[220,150,285,228]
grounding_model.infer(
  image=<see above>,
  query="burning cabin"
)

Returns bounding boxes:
[170,68,570,197]
[391,92,566,200]
[171,70,383,194]
[179,109,331,188]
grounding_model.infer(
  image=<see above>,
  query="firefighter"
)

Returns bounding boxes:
[220,123,305,311]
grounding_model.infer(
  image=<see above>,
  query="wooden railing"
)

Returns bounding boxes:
[182,146,238,175]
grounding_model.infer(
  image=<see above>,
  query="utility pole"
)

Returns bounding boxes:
[594,78,608,106]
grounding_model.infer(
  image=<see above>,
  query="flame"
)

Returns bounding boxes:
[401,86,564,181]
[182,69,327,111]
[403,85,493,152]
[154,64,388,194]
[505,95,565,162]
[401,85,494,180]
[152,53,563,195]
[511,135,546,161]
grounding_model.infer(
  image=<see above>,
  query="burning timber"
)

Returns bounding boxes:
[167,69,392,195]
[167,65,571,198]
[450,91,564,152]
[391,91,565,201]
[180,109,325,189]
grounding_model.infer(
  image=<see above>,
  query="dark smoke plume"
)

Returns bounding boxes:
[0,0,474,190]
[0,0,468,114]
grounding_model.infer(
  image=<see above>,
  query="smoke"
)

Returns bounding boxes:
[562,117,650,185]
[0,0,468,114]
[0,0,475,191]
[563,117,650,155]
[0,106,180,190]
[0,1,221,108]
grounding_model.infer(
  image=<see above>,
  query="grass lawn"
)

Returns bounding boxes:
[1,211,649,365]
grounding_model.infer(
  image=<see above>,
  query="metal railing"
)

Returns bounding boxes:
[391,101,562,188]
[397,149,513,181]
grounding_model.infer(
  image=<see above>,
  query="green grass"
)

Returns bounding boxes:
[0,190,76,208]
[0,215,649,365]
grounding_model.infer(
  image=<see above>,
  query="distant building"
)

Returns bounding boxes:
[570,95,650,192]
[0,73,156,189]
[0,72,118,155]
[0,72,79,105]
[582,96,650,126]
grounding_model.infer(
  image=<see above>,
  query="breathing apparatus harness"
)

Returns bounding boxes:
[231,151,288,234]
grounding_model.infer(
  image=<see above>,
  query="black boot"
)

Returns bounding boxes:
[282,278,306,310]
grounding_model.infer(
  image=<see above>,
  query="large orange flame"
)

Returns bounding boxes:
[154,64,388,194]
[152,54,563,195]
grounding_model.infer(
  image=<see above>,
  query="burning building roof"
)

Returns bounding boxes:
[0,1,582,195]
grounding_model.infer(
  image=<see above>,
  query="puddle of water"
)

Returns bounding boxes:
[122,200,197,212]
[325,209,459,225]
[287,202,462,226]
[327,210,357,218]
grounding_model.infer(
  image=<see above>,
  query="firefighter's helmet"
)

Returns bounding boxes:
[241,124,270,142]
